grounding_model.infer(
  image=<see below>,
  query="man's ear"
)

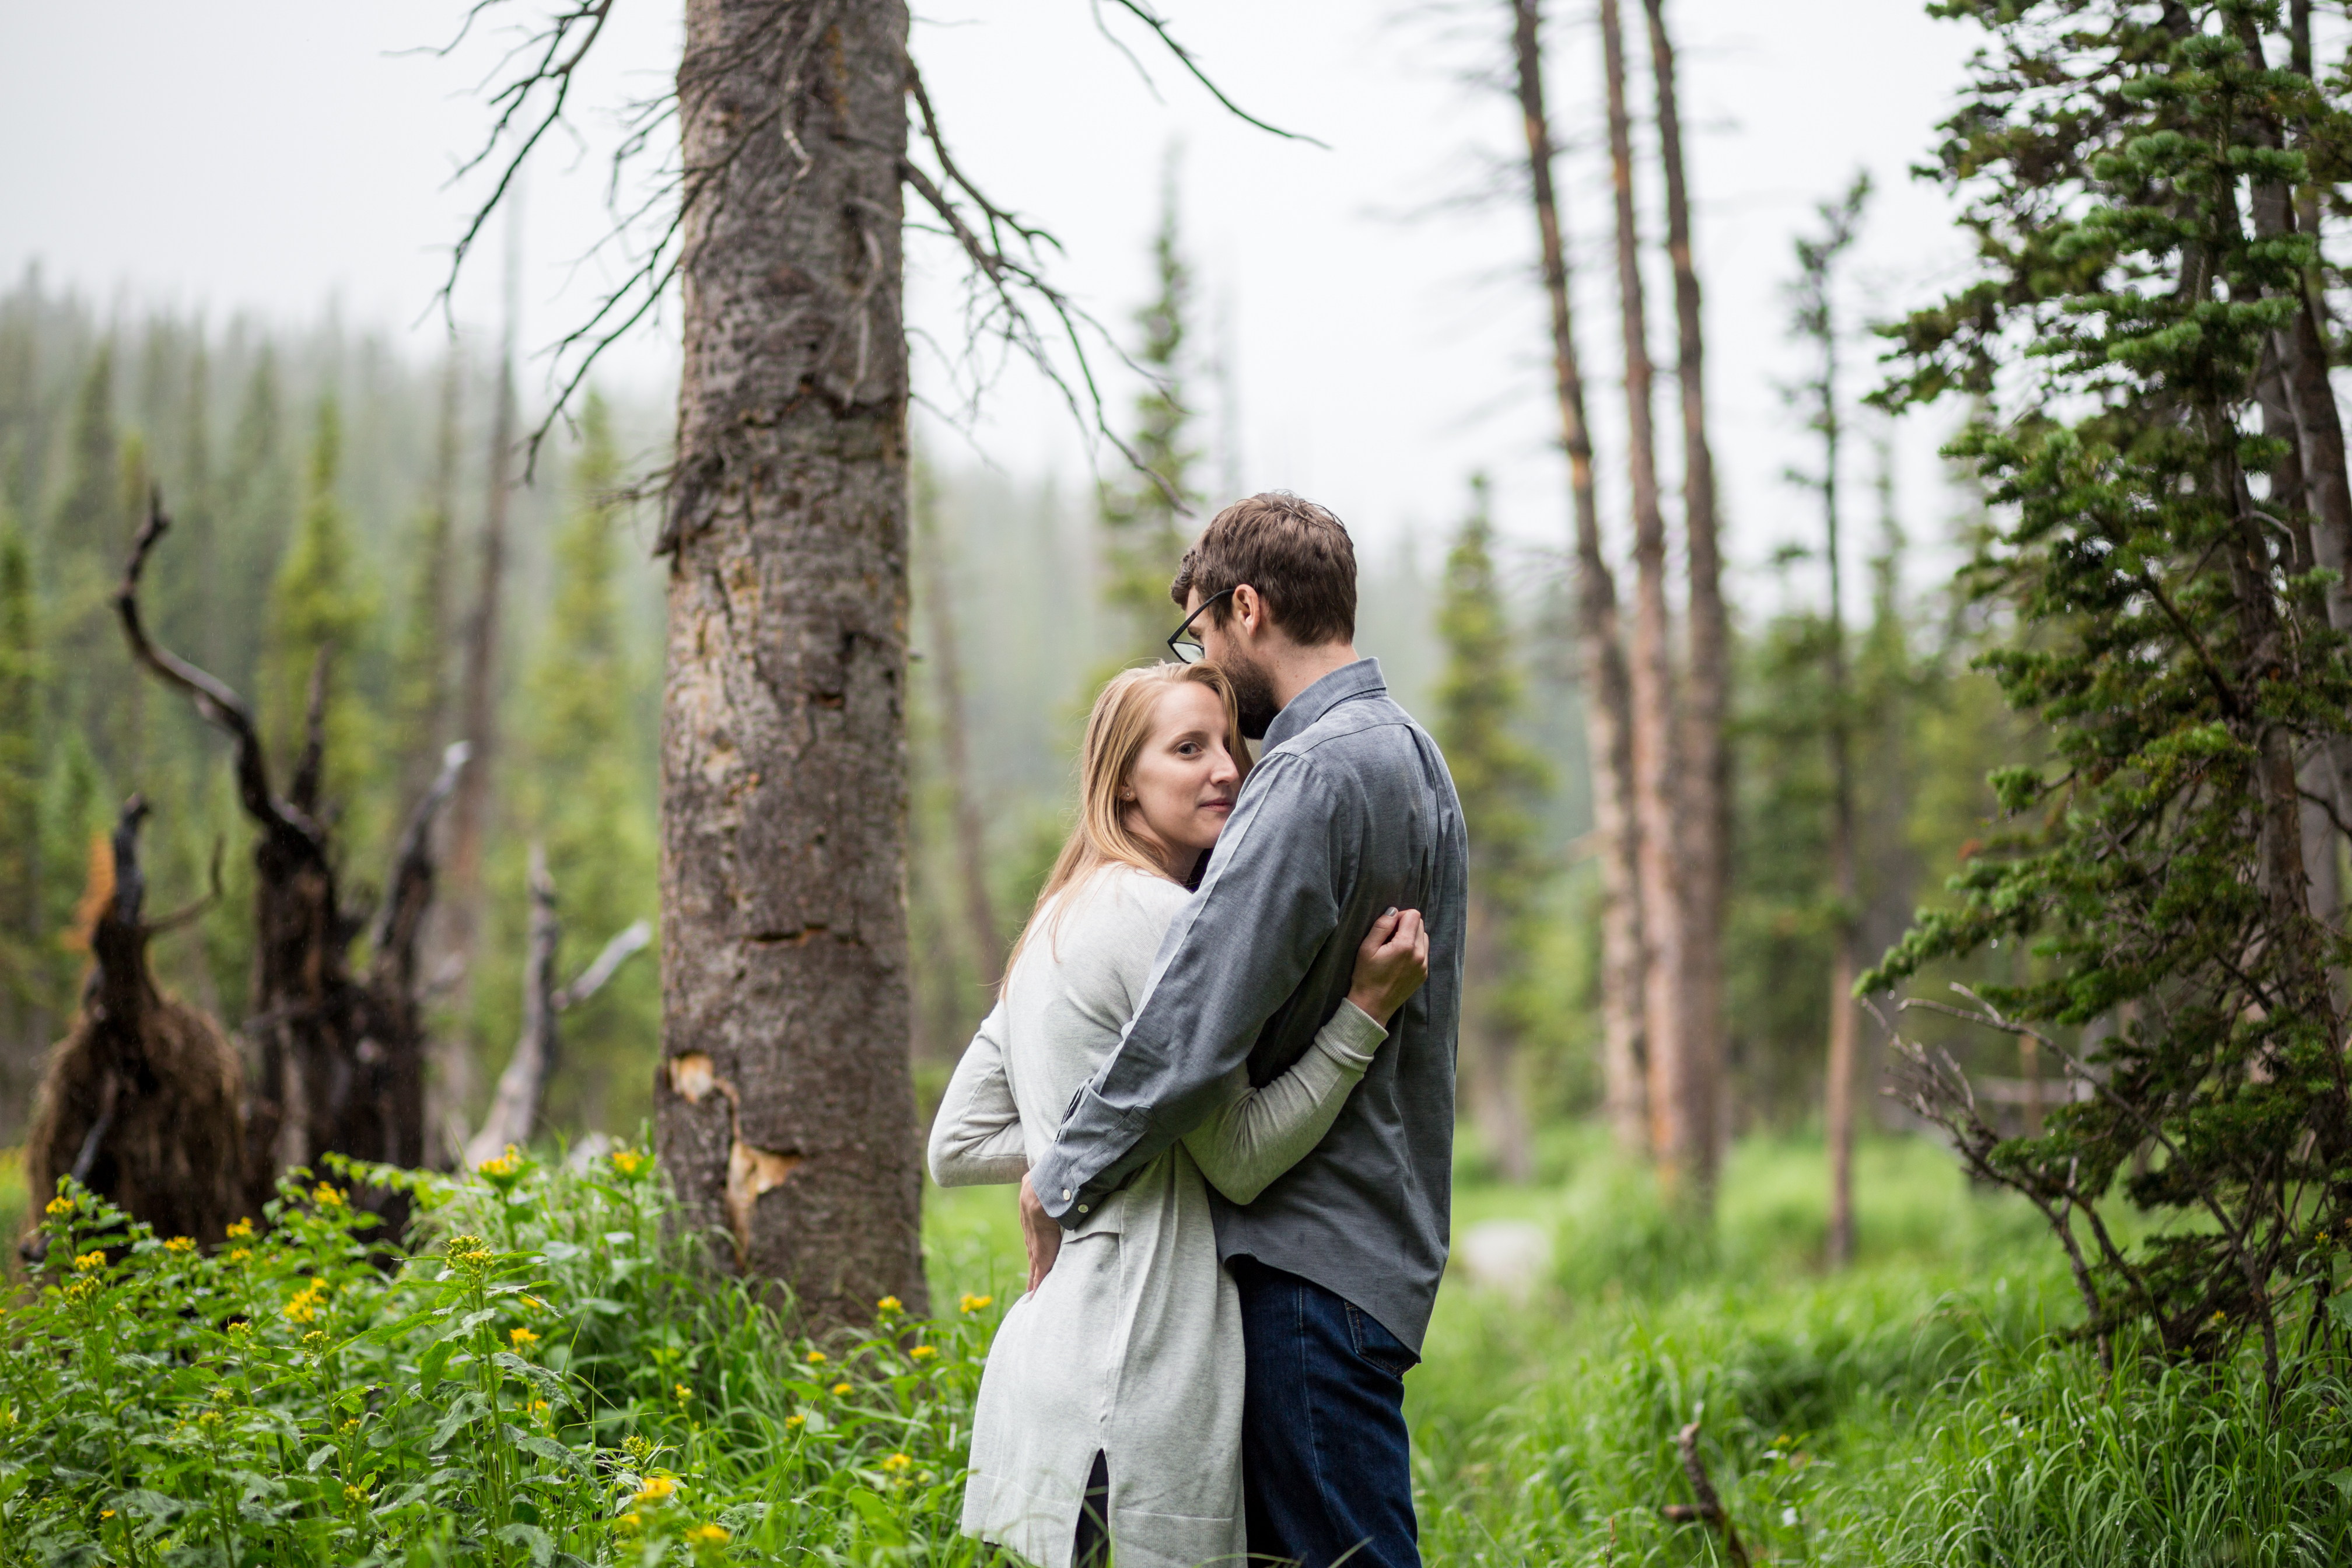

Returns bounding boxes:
[1231,583,1264,637]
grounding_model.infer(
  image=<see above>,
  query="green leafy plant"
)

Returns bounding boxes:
[0,1146,998,1566]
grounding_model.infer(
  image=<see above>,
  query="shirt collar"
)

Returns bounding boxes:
[1262,657,1387,750]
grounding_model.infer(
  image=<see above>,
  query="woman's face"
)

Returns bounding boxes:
[1123,680,1243,873]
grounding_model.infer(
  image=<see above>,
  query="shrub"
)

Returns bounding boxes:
[0,1147,998,1566]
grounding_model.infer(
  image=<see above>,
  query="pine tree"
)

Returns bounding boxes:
[218,350,292,701]
[1874,2,2352,1391]
[1098,156,1200,664]
[264,397,373,831]
[509,391,655,1132]
[1435,480,1552,1182]
[0,503,43,1137]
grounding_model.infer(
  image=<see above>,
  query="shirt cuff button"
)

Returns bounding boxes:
[1062,1189,1073,1200]
[1077,1205,1088,1214]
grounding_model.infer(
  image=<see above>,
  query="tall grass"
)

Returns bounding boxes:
[8,1133,2350,1564]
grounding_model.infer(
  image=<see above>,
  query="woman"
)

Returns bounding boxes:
[928,662,1429,1568]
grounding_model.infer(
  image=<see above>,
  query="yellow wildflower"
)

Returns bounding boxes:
[880,1451,912,1474]
[804,1349,827,1365]
[284,1278,328,1325]
[163,1236,196,1254]
[910,1345,936,1361]
[226,1321,251,1338]
[344,1482,369,1505]
[610,1149,647,1177]
[785,1412,806,1429]
[477,1146,524,1185]
[72,1251,104,1272]
[958,1293,993,1314]
[341,1418,361,1436]
[44,1195,72,1217]
[227,1248,251,1265]
[311,1184,345,1208]
[634,1476,677,1504]
[615,1511,644,1533]
[689,1524,731,1545]
[877,1295,902,1313]
[674,1382,692,1402]
[225,1218,254,1240]
[100,1509,114,1520]
[530,1399,550,1418]
[831,1381,851,1396]
[509,1326,539,1349]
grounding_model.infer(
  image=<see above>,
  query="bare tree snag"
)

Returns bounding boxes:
[652,0,930,1331]
[467,844,650,1167]
[118,493,444,1217]
[1644,0,1729,1180]
[26,797,249,1248]
[1602,0,1703,1198]
[1511,0,1647,1156]
[914,470,1003,988]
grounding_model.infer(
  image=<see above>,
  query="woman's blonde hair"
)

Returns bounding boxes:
[1005,662,1252,981]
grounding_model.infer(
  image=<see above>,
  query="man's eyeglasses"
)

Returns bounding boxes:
[1165,587,1236,666]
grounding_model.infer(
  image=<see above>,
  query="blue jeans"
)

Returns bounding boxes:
[1231,1256,1420,1568]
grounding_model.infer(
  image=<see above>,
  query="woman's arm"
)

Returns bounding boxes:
[1181,1002,1385,1204]
[926,1002,1028,1187]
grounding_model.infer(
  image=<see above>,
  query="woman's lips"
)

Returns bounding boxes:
[1200,799,1233,814]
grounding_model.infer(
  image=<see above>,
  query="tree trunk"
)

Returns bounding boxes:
[914,466,1002,988]
[1466,891,1533,1181]
[1817,258,1861,1270]
[1511,0,1646,1155]
[654,0,929,1332]
[1602,0,1700,1196]
[1644,0,1727,1174]
[438,240,520,1062]
[469,844,559,1168]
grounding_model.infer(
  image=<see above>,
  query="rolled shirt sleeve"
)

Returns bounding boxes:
[1030,751,1347,1225]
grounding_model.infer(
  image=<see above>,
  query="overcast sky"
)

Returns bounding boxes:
[1,0,1981,603]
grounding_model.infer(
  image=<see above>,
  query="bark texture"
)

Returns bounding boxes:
[1602,0,1703,1195]
[1513,0,1646,1154]
[1645,0,1728,1176]
[656,0,929,1332]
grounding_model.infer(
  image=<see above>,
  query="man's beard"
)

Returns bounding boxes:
[1224,649,1282,740]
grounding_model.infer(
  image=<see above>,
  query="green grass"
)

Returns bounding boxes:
[10,1134,2352,1564]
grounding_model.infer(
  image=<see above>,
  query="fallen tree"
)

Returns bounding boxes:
[118,491,464,1219]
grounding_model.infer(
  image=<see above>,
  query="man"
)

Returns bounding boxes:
[1026,491,1468,1568]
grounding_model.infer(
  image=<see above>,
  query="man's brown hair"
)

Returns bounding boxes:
[1169,491,1357,646]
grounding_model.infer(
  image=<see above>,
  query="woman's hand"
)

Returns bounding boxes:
[1019,1173,1062,1294]
[1346,907,1430,1026]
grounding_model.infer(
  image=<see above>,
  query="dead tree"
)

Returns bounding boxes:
[26,797,249,1247]
[118,493,464,1216]
[465,842,650,1167]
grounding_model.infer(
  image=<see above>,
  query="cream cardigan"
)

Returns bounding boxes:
[928,864,1385,1568]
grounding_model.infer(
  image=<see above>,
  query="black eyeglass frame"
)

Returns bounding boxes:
[1164,587,1237,665]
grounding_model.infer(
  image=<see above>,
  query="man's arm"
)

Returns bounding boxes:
[1030,752,1343,1225]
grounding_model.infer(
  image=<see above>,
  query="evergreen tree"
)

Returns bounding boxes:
[0,503,43,1136]
[218,350,291,701]
[390,355,460,817]
[1434,479,1551,1182]
[1098,156,1200,664]
[264,397,373,830]
[505,391,656,1132]
[1874,2,2352,1390]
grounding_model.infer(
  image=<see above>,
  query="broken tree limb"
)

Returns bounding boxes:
[465,845,650,1169]
[1660,1415,1751,1568]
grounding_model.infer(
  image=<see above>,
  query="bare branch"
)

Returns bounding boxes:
[556,919,650,1011]
[1096,0,1330,148]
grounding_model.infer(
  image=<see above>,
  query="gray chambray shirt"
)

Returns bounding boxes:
[1028,657,1466,1352]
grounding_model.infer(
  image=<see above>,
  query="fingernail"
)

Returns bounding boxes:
[1385,907,1398,917]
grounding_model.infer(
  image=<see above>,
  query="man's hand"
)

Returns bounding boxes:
[1019,1172,1062,1294]
[1346,907,1430,1026]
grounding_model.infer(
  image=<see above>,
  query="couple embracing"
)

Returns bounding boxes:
[929,493,1468,1568]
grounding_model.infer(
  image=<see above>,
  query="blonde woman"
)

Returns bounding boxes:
[928,662,1429,1568]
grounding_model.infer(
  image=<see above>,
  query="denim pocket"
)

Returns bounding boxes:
[1345,1301,1419,1378]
